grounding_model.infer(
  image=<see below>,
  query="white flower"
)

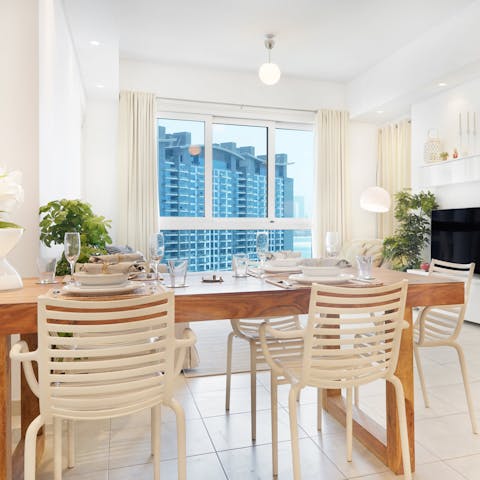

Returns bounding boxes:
[0,168,24,226]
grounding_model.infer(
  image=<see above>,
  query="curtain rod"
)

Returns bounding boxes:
[155,96,317,114]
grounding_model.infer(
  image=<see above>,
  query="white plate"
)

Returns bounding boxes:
[73,272,128,286]
[263,264,302,273]
[289,273,354,284]
[62,282,144,296]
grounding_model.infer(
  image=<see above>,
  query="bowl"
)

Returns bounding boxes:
[73,272,128,286]
[300,265,341,277]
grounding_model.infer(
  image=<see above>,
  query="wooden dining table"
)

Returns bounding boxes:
[0,268,465,480]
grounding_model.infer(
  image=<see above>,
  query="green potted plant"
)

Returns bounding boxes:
[39,199,112,275]
[383,190,438,271]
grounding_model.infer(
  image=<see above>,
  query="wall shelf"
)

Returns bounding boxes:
[419,153,480,187]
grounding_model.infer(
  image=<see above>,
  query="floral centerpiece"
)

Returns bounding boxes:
[0,167,24,290]
[0,167,24,228]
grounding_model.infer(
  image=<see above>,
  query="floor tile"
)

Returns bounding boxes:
[217,438,345,480]
[445,453,480,479]
[204,408,308,451]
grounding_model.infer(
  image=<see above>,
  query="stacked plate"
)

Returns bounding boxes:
[64,272,142,295]
[290,260,353,284]
[263,258,301,274]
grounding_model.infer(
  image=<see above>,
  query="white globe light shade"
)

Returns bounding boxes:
[258,62,281,85]
[360,186,391,213]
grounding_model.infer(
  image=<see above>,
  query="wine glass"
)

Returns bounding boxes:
[149,232,165,282]
[256,231,269,268]
[64,232,80,283]
[325,231,340,258]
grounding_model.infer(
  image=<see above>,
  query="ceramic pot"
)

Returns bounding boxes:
[0,228,23,290]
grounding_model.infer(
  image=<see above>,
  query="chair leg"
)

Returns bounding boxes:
[271,374,279,477]
[354,385,359,407]
[317,387,322,431]
[53,417,63,480]
[250,340,257,441]
[288,385,302,480]
[346,387,353,462]
[167,398,187,480]
[152,405,161,480]
[67,420,75,468]
[414,343,430,408]
[388,376,412,480]
[24,415,44,480]
[225,331,234,412]
[452,342,478,434]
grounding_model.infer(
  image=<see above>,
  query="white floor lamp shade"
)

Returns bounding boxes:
[360,186,391,213]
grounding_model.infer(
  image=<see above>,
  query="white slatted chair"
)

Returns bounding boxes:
[414,259,478,433]
[225,316,303,441]
[10,289,195,480]
[260,281,411,480]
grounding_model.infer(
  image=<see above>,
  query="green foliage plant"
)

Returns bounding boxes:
[39,199,112,275]
[383,190,438,271]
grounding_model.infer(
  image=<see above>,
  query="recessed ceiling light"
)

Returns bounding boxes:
[95,84,105,89]
[437,82,447,87]
[376,110,384,114]
[89,40,101,46]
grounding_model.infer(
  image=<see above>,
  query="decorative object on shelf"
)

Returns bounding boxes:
[39,199,112,276]
[0,167,24,290]
[439,152,449,161]
[453,148,459,159]
[420,262,430,272]
[383,190,438,271]
[258,34,281,86]
[458,111,478,157]
[423,129,442,163]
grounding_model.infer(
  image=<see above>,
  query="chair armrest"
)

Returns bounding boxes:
[9,341,40,398]
[259,323,304,376]
[174,328,196,376]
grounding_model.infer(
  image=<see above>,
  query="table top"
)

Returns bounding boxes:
[0,268,465,335]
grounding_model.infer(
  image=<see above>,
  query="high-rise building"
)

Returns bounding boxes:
[158,127,295,271]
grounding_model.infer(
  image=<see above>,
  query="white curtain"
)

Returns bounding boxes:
[118,91,199,369]
[118,91,159,255]
[377,119,411,238]
[312,110,350,257]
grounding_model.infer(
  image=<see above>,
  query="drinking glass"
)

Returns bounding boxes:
[356,255,373,279]
[256,231,269,268]
[64,232,80,282]
[149,232,165,282]
[325,231,340,258]
[167,259,189,287]
[37,256,57,284]
[232,253,249,277]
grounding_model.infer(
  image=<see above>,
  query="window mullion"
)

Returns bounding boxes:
[267,123,276,220]
[204,116,213,219]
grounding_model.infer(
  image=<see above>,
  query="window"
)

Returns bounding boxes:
[157,114,313,271]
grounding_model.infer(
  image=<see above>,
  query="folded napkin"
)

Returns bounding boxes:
[77,261,138,274]
[89,252,145,264]
[272,250,302,259]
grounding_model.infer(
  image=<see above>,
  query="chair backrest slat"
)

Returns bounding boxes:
[37,290,175,421]
[301,281,408,388]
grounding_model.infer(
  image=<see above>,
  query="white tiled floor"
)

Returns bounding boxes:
[31,322,480,479]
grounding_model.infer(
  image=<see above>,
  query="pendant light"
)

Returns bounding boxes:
[258,34,281,86]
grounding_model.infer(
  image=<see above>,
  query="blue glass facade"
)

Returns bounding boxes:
[158,126,296,271]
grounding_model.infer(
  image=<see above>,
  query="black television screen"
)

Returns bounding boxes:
[431,207,480,274]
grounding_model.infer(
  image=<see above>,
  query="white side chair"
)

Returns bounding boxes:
[10,289,196,480]
[260,281,411,480]
[414,258,478,433]
[225,316,303,441]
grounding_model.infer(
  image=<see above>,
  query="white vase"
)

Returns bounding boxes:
[0,228,24,290]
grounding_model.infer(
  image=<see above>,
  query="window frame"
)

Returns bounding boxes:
[156,111,313,232]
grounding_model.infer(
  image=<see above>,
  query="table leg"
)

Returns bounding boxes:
[386,306,415,473]
[0,335,12,480]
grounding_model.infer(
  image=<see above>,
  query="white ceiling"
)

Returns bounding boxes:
[65,0,476,83]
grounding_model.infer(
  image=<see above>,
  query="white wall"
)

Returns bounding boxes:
[39,0,85,206]
[411,75,480,208]
[348,123,378,239]
[0,0,39,278]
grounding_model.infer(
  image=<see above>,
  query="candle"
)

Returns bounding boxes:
[459,112,462,135]
[467,112,470,133]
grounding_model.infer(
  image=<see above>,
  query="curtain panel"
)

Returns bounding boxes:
[377,119,411,238]
[313,110,350,257]
[118,91,159,256]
